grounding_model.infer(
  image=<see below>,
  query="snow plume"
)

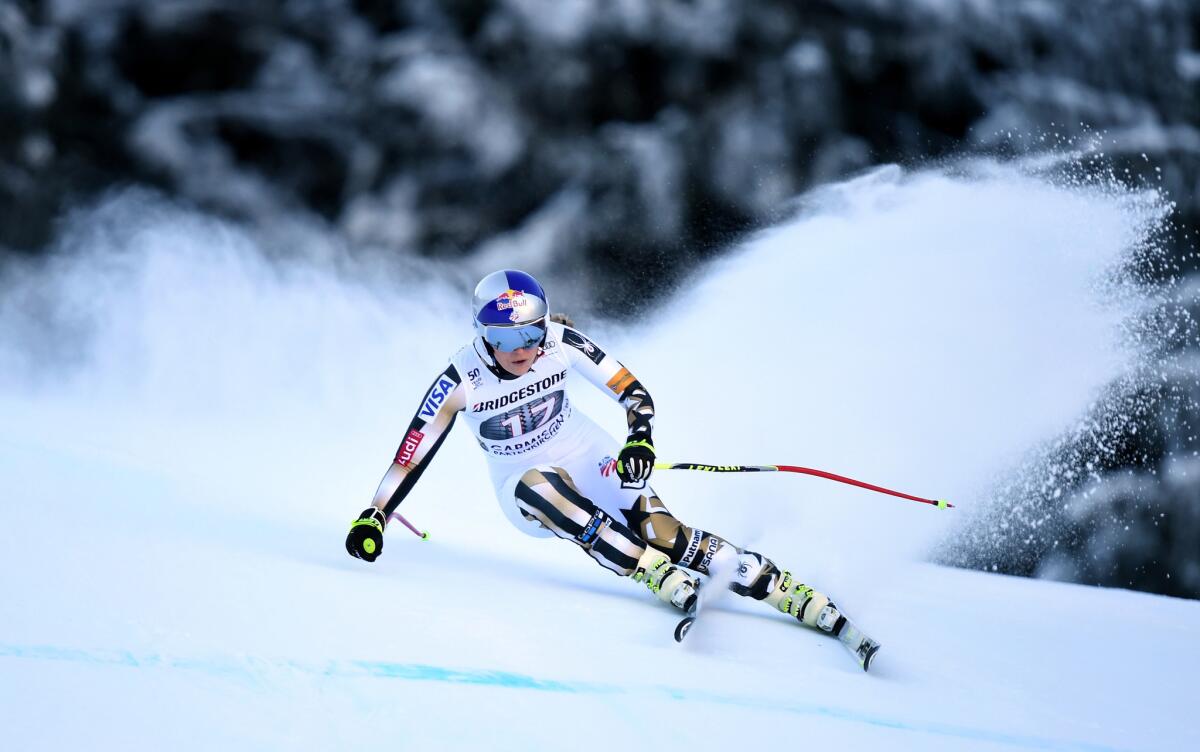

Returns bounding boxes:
[936,244,1200,595]
[0,190,456,409]
[916,152,1197,596]
[606,160,1182,605]
[0,189,477,537]
[0,160,1185,603]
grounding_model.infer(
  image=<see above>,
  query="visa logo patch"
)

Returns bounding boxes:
[419,376,457,419]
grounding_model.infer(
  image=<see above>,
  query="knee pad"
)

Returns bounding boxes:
[576,507,613,548]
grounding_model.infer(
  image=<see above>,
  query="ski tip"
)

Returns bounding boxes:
[861,642,881,672]
[673,616,696,642]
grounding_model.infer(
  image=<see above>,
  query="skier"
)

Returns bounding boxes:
[345,270,853,646]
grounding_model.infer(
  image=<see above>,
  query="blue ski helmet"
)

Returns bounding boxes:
[472,270,549,352]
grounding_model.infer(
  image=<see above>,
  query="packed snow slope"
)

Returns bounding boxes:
[2,165,1196,750]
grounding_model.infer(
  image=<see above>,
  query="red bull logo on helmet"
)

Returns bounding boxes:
[495,289,528,311]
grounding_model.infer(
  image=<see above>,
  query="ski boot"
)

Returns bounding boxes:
[765,570,845,635]
[766,570,881,671]
[632,548,699,612]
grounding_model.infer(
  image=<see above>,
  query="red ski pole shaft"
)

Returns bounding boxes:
[774,465,952,508]
[654,461,953,509]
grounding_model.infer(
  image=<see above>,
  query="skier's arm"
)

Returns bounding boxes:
[346,364,465,561]
[558,327,656,481]
[372,370,465,514]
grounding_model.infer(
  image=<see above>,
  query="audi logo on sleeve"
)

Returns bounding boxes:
[394,429,424,466]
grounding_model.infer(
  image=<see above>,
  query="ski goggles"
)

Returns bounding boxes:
[480,318,547,352]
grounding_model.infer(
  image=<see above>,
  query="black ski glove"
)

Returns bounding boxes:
[346,507,387,562]
[617,438,655,483]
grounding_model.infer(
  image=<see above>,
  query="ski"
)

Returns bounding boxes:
[672,562,737,643]
[835,618,881,672]
[673,612,696,642]
[668,566,879,671]
[672,584,701,642]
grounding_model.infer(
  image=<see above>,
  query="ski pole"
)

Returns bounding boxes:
[653,462,953,509]
[389,511,431,540]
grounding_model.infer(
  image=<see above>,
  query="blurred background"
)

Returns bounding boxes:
[2,0,1198,598]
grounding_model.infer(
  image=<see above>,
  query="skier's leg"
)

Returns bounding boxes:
[622,494,844,634]
[514,467,698,611]
[732,551,846,634]
[516,466,641,574]
[620,491,736,575]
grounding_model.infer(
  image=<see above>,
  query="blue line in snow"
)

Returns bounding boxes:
[0,642,1121,752]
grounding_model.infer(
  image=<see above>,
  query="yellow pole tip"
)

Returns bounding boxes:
[421,532,430,540]
[937,500,950,509]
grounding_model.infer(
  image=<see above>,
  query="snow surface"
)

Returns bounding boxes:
[2,165,1197,750]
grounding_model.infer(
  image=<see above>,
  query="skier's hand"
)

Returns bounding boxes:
[346,507,387,562]
[617,438,655,483]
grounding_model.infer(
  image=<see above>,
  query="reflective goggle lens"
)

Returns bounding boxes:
[483,320,546,352]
